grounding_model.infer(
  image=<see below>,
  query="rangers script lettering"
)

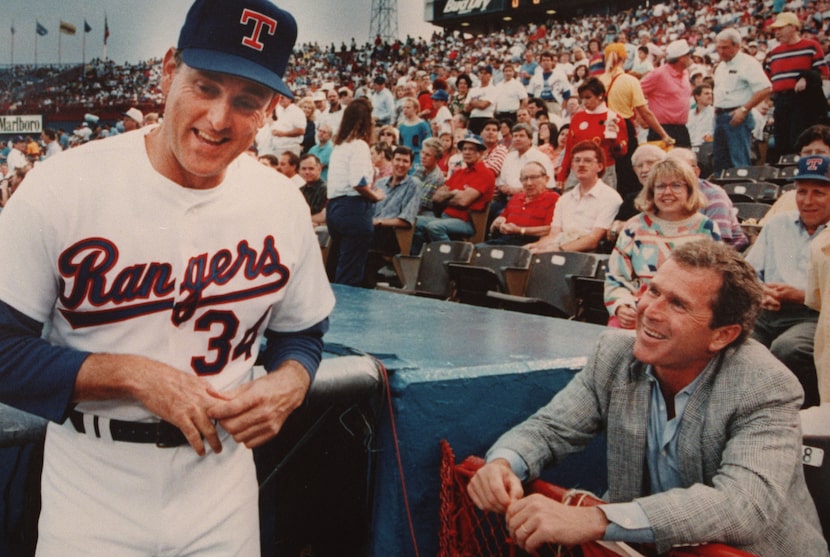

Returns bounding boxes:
[57,235,290,329]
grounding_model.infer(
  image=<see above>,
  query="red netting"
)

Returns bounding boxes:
[437,440,757,557]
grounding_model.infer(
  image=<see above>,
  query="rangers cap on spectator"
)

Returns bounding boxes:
[177,0,297,99]
[795,154,830,183]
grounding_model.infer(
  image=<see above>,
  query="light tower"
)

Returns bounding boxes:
[369,0,399,43]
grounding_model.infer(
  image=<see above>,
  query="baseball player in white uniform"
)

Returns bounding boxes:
[0,0,334,555]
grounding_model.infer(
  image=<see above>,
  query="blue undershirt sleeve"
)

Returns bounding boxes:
[261,317,329,381]
[0,300,89,422]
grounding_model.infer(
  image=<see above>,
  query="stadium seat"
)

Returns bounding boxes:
[694,142,714,181]
[395,225,415,257]
[712,165,780,184]
[571,276,609,325]
[801,404,830,540]
[733,202,771,223]
[487,251,606,318]
[446,245,533,307]
[776,153,800,166]
[772,165,798,184]
[378,241,474,299]
[721,181,780,204]
[445,202,492,245]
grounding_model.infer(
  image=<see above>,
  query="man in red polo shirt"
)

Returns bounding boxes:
[765,11,830,157]
[412,134,495,253]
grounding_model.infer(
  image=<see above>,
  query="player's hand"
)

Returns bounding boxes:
[88,354,229,456]
[505,495,608,552]
[208,361,310,448]
[467,459,524,514]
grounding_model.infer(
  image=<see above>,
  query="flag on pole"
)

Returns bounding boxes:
[60,21,77,35]
[104,14,110,45]
[10,24,15,35]
[36,22,48,36]
[84,20,92,33]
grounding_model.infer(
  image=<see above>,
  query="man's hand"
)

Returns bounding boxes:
[467,459,524,514]
[526,235,560,254]
[761,282,805,310]
[730,107,748,127]
[208,361,311,449]
[505,495,608,552]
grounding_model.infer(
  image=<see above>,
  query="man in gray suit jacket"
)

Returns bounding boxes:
[468,239,828,556]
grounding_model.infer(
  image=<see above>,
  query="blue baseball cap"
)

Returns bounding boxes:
[795,154,830,184]
[431,89,449,102]
[177,0,298,99]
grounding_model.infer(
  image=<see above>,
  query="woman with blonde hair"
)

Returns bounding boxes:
[397,96,432,166]
[604,158,720,328]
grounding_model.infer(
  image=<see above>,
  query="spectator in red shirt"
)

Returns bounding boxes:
[486,161,559,246]
[765,11,830,157]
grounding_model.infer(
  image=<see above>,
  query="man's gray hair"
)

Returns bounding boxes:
[716,28,742,46]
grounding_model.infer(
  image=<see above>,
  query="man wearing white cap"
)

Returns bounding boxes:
[639,39,694,147]
[765,11,830,157]
[122,107,144,132]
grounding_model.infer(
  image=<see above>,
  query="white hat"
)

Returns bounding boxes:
[312,91,326,102]
[124,107,144,124]
[665,39,692,61]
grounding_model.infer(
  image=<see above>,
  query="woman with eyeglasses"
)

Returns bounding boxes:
[604,158,721,328]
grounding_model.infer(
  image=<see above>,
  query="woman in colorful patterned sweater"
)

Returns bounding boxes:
[604,158,721,328]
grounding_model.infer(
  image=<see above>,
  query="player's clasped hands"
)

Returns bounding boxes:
[130,357,310,456]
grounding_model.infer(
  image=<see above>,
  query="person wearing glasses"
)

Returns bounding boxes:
[486,161,559,246]
[527,141,622,254]
[605,158,720,328]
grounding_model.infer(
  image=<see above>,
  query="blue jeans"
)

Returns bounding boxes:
[411,214,474,254]
[326,196,375,286]
[713,110,754,174]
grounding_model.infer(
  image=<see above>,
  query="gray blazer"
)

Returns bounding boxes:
[491,330,828,556]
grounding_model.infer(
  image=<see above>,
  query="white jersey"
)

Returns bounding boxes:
[0,128,334,422]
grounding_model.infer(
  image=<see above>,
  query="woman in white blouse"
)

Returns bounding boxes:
[325,98,385,285]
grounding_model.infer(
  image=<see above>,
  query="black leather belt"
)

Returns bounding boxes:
[714,106,740,114]
[69,409,188,447]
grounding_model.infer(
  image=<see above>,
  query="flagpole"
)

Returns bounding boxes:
[35,32,38,67]
[59,31,62,66]
[83,27,86,67]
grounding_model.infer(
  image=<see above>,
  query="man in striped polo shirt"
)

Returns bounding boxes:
[766,11,830,157]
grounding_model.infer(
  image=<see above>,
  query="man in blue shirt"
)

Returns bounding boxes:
[369,75,395,126]
[364,146,422,286]
[745,154,830,408]
[467,239,826,556]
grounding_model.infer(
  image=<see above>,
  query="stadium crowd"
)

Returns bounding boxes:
[2,0,830,411]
